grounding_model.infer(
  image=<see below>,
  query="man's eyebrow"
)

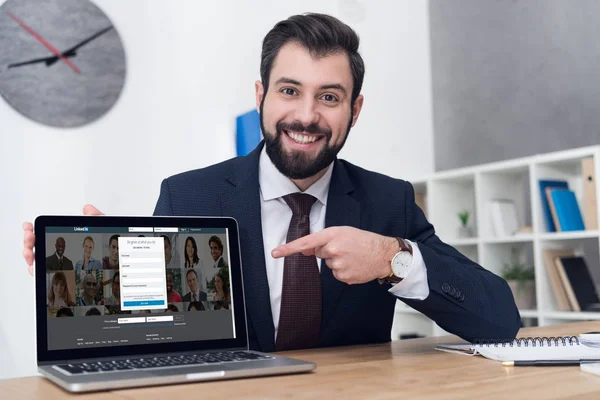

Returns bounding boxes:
[275,78,348,96]
[320,83,347,96]
[275,77,301,86]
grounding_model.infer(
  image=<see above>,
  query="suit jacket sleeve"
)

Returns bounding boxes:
[399,182,521,342]
[154,179,175,216]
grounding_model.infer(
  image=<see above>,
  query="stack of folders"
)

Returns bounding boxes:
[435,334,600,366]
[542,250,600,312]
[539,157,597,232]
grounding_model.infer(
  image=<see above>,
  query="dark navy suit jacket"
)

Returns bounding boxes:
[154,143,521,352]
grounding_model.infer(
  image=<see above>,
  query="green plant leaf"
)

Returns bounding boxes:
[501,262,534,282]
[458,210,469,226]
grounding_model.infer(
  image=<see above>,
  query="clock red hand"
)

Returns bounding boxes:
[7,11,81,74]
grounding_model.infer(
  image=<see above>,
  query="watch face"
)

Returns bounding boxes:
[0,0,126,127]
[392,251,412,277]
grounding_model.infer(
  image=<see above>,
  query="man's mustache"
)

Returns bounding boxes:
[277,121,332,138]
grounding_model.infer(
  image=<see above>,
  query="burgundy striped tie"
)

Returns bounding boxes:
[276,193,322,351]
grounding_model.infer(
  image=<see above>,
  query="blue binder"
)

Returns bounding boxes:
[539,180,569,232]
[550,189,585,231]
[236,109,262,157]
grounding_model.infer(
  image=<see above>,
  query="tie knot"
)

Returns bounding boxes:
[283,193,317,216]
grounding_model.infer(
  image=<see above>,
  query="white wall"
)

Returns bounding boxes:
[0,0,433,379]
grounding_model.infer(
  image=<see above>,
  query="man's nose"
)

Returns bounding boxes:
[293,97,320,127]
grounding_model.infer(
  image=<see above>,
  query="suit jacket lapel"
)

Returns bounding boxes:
[321,160,361,334]
[221,143,275,351]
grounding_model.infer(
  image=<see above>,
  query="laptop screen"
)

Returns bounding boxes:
[43,225,236,351]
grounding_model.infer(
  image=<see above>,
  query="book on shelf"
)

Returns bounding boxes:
[545,188,585,232]
[541,248,574,311]
[554,256,600,312]
[489,199,520,237]
[582,157,598,230]
[539,180,569,232]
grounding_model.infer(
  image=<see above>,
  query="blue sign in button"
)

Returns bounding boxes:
[123,300,165,307]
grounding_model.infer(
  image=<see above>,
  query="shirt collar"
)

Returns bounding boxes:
[258,146,333,206]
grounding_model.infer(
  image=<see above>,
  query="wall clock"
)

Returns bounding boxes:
[0,0,126,128]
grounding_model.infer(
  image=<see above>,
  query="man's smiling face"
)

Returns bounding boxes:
[256,42,363,180]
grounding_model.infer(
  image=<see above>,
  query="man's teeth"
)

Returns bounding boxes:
[287,131,318,144]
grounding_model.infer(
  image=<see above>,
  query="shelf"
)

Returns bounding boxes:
[446,238,479,246]
[482,234,534,244]
[391,145,600,339]
[519,310,538,318]
[535,145,598,166]
[432,170,476,182]
[396,307,539,317]
[394,308,539,324]
[539,230,599,241]
[541,311,600,320]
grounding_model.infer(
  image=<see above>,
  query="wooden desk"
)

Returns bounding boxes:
[3,321,600,399]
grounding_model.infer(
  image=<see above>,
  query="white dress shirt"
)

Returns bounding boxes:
[258,147,430,340]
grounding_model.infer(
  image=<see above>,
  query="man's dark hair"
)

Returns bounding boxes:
[56,307,73,317]
[188,302,205,311]
[85,307,101,316]
[161,234,171,246]
[260,13,365,105]
[213,301,230,311]
[109,234,120,247]
[208,235,223,252]
[186,269,198,279]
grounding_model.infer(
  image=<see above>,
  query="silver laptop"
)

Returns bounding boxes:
[34,215,315,393]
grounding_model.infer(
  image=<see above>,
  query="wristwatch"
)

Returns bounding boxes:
[379,237,413,284]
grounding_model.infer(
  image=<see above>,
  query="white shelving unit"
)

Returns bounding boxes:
[392,145,600,340]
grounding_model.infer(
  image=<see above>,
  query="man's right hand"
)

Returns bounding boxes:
[23,204,104,276]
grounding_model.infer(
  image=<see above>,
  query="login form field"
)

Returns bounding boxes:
[119,237,167,311]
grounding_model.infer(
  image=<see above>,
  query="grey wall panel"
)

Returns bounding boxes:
[430,0,600,171]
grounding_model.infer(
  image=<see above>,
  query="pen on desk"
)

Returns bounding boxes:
[502,360,600,367]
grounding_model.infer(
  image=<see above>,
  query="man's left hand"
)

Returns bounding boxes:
[271,226,398,285]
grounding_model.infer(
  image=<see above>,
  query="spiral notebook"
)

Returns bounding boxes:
[435,336,600,362]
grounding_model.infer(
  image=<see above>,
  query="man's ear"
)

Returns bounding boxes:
[255,80,264,112]
[350,94,364,127]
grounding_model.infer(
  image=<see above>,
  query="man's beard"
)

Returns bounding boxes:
[260,97,352,180]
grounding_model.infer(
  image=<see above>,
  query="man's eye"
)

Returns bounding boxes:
[282,88,297,96]
[321,94,338,102]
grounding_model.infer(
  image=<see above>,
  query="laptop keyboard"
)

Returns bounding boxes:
[56,351,274,375]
